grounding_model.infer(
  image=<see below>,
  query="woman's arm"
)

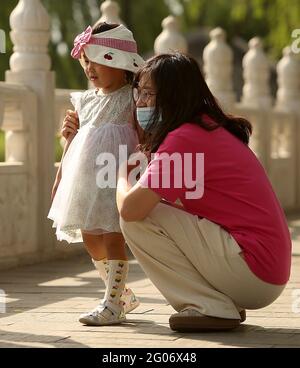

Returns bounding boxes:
[117,162,161,222]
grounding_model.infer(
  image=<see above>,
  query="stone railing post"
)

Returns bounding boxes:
[95,0,124,26]
[276,46,300,113]
[242,37,272,108]
[6,0,56,254]
[275,46,300,208]
[154,15,188,55]
[203,27,235,110]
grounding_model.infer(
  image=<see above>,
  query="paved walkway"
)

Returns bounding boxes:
[1,214,300,348]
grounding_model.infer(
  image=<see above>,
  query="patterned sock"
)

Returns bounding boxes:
[92,258,109,286]
[104,260,129,307]
[92,258,130,293]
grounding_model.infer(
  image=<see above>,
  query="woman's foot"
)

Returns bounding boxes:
[169,309,241,332]
[239,309,246,323]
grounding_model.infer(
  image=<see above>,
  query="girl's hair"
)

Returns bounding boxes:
[92,22,134,84]
[134,53,252,153]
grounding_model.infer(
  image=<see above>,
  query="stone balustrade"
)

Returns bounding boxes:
[0,0,300,269]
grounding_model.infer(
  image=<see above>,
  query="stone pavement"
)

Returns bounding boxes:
[0,214,300,348]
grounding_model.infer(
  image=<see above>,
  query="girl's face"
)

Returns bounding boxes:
[82,53,127,93]
[134,72,156,108]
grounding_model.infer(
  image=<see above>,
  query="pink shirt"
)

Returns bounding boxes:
[139,122,292,285]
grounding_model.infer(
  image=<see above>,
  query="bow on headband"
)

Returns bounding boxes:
[71,26,93,59]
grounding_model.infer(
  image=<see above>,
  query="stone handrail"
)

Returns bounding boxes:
[0,81,37,164]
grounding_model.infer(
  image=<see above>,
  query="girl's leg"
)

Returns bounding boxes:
[79,232,128,325]
[81,231,109,287]
[79,232,139,326]
[103,233,139,314]
[82,231,128,286]
[102,233,128,307]
[82,232,106,261]
[104,232,127,260]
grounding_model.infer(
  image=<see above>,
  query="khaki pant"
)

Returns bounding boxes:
[120,203,286,319]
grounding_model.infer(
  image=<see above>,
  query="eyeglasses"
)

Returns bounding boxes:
[133,87,156,103]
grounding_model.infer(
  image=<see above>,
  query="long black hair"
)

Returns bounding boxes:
[92,22,134,84]
[134,53,252,153]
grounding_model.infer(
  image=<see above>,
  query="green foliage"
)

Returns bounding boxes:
[0,0,299,162]
[1,0,299,88]
[122,0,170,55]
[179,0,300,59]
[0,0,169,89]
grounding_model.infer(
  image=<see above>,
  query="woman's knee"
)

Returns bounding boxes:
[120,203,182,238]
[119,217,141,237]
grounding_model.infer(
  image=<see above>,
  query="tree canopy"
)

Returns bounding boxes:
[179,0,300,59]
[0,0,299,89]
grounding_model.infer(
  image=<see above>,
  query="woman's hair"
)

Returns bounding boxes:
[134,53,252,153]
[92,22,134,84]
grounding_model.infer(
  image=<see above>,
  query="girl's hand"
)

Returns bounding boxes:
[61,110,79,141]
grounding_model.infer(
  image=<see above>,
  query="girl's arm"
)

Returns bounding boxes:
[51,137,74,202]
[51,111,79,201]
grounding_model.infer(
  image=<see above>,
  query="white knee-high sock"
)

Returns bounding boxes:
[104,260,129,306]
[92,258,132,300]
[92,258,109,286]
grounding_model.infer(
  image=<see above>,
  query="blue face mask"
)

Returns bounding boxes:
[136,107,162,130]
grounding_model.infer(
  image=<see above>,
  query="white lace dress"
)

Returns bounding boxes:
[48,85,138,243]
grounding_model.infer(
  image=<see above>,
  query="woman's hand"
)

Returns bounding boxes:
[61,110,79,142]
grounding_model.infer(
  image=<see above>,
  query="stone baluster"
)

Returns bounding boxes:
[95,0,124,26]
[154,15,188,55]
[275,46,300,208]
[276,46,300,113]
[242,37,272,108]
[6,0,55,252]
[203,27,235,110]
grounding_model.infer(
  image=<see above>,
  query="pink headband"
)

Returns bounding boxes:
[71,26,138,59]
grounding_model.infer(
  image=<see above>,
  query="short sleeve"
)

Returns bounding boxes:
[138,133,187,203]
[70,92,83,113]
